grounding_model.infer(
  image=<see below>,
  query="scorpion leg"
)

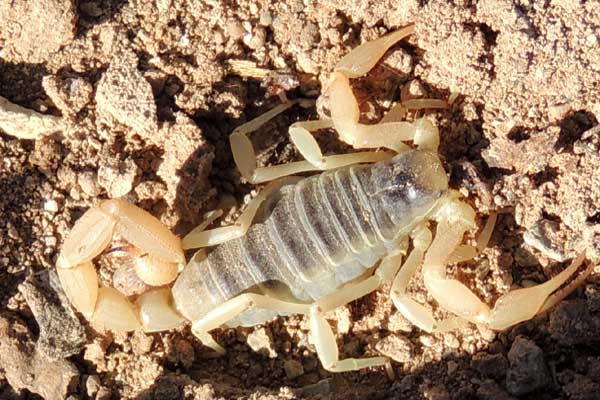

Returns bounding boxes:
[327,73,442,152]
[182,177,301,249]
[308,248,425,376]
[326,24,446,153]
[309,307,391,375]
[422,198,588,331]
[230,100,390,184]
[190,293,310,353]
[389,223,437,332]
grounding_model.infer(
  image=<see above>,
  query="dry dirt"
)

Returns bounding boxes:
[1,1,599,399]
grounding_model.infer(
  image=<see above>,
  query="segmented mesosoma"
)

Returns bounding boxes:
[174,150,444,327]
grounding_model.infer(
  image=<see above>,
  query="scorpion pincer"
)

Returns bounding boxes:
[55,25,592,375]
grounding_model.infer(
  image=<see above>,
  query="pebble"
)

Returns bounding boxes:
[471,352,508,380]
[419,334,435,347]
[78,171,101,197]
[95,52,158,139]
[505,336,550,395]
[375,334,414,363]
[85,375,101,398]
[246,327,277,358]
[297,378,334,397]
[284,359,304,379]
[18,271,86,361]
[44,199,59,213]
[523,219,567,261]
[477,380,517,400]
[97,157,139,198]
[0,315,79,400]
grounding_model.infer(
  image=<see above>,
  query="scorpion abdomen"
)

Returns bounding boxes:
[173,150,448,326]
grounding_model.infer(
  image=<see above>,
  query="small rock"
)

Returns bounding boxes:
[79,2,104,17]
[423,384,450,400]
[284,359,304,379]
[375,334,414,363]
[419,334,435,347]
[477,380,516,400]
[0,0,77,63]
[297,378,334,397]
[18,271,86,360]
[548,300,600,345]
[96,52,158,138]
[247,327,277,358]
[44,199,59,213]
[95,386,112,400]
[244,26,267,49]
[523,219,568,262]
[97,156,139,198]
[585,285,600,312]
[0,315,79,400]
[131,330,153,355]
[0,95,64,140]
[84,339,108,372]
[506,336,551,395]
[471,352,508,380]
[85,375,101,398]
[78,171,101,197]
[167,339,195,369]
[42,76,93,116]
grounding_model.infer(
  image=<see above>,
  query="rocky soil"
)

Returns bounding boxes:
[0,0,599,399]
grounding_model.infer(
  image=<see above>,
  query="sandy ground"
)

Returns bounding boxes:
[1,0,599,399]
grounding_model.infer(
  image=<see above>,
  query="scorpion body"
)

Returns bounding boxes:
[55,26,590,374]
[173,150,448,326]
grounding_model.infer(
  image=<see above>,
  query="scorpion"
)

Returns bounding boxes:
[55,25,591,374]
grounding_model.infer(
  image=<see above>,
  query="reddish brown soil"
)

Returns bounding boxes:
[0,1,599,399]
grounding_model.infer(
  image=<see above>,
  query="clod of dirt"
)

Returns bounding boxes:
[0,95,64,140]
[0,314,79,400]
[523,219,568,262]
[482,128,558,175]
[165,339,195,369]
[375,333,414,363]
[97,156,140,198]
[85,374,102,398]
[42,75,93,117]
[561,373,600,400]
[246,327,278,358]
[155,113,215,228]
[548,299,600,346]
[470,352,508,380]
[283,359,304,379]
[0,0,77,63]
[476,381,516,400]
[96,52,158,139]
[17,270,86,360]
[505,336,551,396]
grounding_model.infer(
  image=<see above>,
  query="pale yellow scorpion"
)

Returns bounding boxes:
[55,26,591,374]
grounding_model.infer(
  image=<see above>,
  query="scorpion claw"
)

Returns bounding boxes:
[56,260,98,318]
[57,205,116,269]
[102,199,184,265]
[91,287,141,332]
